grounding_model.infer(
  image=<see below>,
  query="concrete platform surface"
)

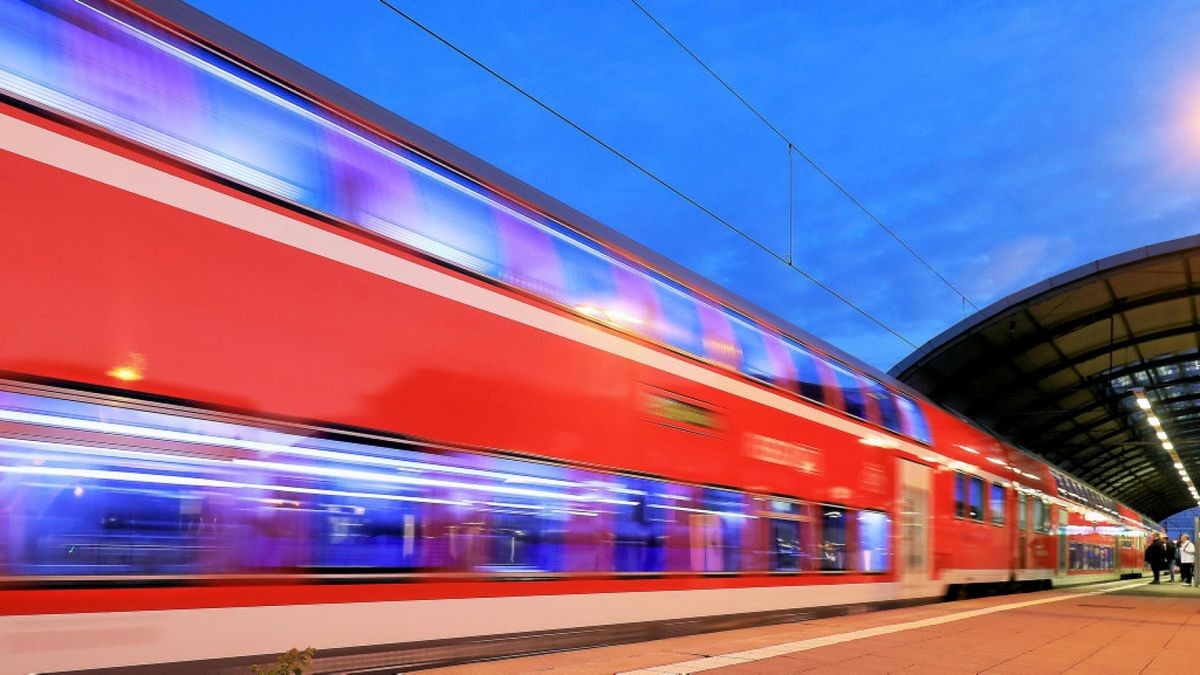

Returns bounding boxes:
[416,579,1200,674]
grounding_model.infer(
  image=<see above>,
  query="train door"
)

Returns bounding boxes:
[898,459,931,597]
[1017,492,1028,570]
[1057,507,1068,576]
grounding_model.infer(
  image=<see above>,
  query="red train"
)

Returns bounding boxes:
[0,0,1159,672]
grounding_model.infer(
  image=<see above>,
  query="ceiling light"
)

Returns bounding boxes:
[1148,416,1161,427]
[1164,442,1175,450]
[1175,462,1184,469]
[1137,397,1152,410]
[1158,431,1169,440]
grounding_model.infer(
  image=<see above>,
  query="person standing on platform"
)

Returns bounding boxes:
[1181,534,1195,585]
[1145,534,1165,584]
[1165,537,1177,582]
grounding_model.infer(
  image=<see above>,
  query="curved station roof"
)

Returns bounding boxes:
[892,235,1200,521]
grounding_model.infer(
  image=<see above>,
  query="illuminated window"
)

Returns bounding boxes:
[858,510,890,572]
[955,473,966,518]
[968,476,985,521]
[989,483,1006,526]
[831,366,867,420]
[788,344,827,404]
[820,506,849,571]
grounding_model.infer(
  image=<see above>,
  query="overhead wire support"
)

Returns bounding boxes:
[373,0,919,349]
[629,0,979,313]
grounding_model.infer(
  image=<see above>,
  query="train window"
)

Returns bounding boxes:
[768,518,801,572]
[764,499,810,572]
[967,477,985,521]
[611,477,673,574]
[787,343,827,404]
[494,210,567,300]
[989,483,1006,526]
[14,0,338,217]
[652,284,705,356]
[1018,493,1027,530]
[695,302,740,369]
[954,473,966,518]
[830,365,867,420]
[820,506,849,571]
[730,318,775,384]
[1032,500,1051,534]
[555,237,618,315]
[895,395,933,444]
[858,510,890,572]
[866,383,903,434]
[400,167,503,277]
[761,332,797,389]
[689,488,749,573]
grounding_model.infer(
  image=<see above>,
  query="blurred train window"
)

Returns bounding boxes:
[760,332,796,390]
[954,473,966,518]
[730,318,775,384]
[1032,500,1051,533]
[493,207,566,299]
[695,302,739,369]
[688,488,749,573]
[652,284,705,356]
[555,237,617,315]
[1018,493,1027,530]
[787,343,827,403]
[820,506,849,571]
[830,365,867,420]
[611,477,673,574]
[857,510,890,572]
[895,395,932,444]
[866,383,902,434]
[989,483,1005,526]
[390,166,503,277]
[766,500,799,572]
[967,477,984,521]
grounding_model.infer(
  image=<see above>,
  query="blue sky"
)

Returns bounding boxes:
[187,0,1200,370]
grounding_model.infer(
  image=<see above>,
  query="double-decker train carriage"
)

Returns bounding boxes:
[0,1,1159,672]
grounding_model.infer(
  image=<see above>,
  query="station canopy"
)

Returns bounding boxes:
[891,235,1200,521]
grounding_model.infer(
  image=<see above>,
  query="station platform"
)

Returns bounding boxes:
[419,580,1199,674]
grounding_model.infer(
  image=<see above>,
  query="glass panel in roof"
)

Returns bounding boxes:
[1157,364,1181,379]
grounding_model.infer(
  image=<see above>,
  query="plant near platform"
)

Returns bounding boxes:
[251,647,316,675]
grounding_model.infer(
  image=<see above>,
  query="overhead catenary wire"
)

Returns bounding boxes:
[374,0,919,349]
[628,0,979,313]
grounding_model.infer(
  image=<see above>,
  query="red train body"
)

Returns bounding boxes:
[0,1,1160,671]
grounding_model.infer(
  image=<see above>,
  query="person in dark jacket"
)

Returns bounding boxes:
[1165,538,1178,582]
[1146,535,1166,584]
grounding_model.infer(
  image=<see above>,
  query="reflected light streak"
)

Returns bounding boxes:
[648,503,756,519]
[0,408,582,489]
[231,458,635,506]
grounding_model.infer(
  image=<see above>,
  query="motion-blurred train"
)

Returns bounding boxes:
[0,1,1160,672]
